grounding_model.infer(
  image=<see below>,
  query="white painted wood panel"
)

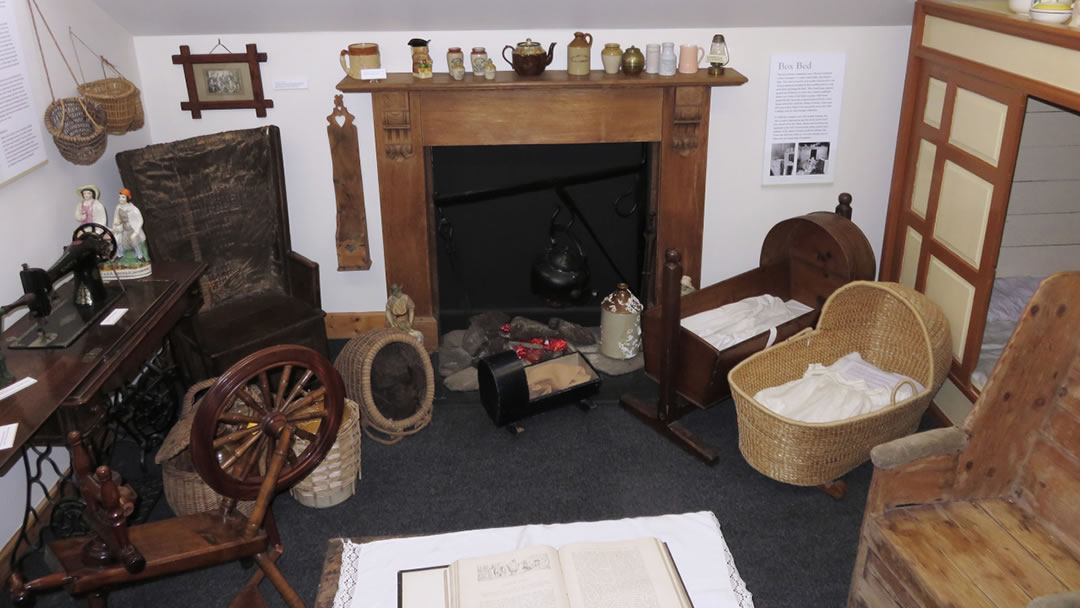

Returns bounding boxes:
[1008,180,1080,215]
[1001,213,1080,247]
[1012,145,1076,182]
[1018,111,1080,148]
[996,244,1080,277]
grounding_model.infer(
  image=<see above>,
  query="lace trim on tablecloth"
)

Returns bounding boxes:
[332,539,363,608]
[721,531,754,607]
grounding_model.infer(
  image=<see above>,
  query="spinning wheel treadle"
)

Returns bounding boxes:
[190,344,345,502]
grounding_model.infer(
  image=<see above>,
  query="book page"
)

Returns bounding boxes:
[559,538,692,608]
[449,544,570,608]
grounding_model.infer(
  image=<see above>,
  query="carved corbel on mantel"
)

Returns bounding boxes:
[380,91,414,161]
[671,87,708,157]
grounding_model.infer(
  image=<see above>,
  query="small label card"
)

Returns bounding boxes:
[0,423,17,450]
[101,308,128,326]
[0,377,36,401]
[273,79,309,90]
[360,68,387,80]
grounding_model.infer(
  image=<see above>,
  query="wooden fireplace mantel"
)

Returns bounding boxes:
[336,68,748,347]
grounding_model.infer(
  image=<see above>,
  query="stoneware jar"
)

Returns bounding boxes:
[446,47,465,71]
[658,42,678,76]
[601,43,623,74]
[470,47,488,76]
[621,46,645,76]
[645,43,661,74]
[567,32,593,76]
[600,283,643,359]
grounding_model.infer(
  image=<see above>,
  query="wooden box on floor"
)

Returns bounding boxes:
[642,203,875,408]
[478,351,601,427]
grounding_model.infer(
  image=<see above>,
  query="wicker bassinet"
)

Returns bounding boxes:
[728,281,952,487]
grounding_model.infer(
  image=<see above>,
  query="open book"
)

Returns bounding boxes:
[399,537,693,608]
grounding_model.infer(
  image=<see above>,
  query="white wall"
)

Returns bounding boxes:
[133,25,910,310]
[0,0,149,542]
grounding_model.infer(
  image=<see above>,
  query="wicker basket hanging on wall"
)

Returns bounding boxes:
[43,97,108,165]
[334,329,435,444]
[71,30,145,135]
[26,0,112,165]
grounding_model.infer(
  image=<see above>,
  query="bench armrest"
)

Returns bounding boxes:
[286,250,321,309]
[871,427,968,470]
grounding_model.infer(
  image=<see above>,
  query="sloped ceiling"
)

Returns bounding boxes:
[93,0,916,36]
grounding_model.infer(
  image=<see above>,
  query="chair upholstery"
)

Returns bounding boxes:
[116,126,328,379]
[847,272,1080,608]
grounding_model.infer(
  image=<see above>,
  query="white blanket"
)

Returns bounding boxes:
[681,295,813,351]
[332,511,752,608]
[754,353,924,423]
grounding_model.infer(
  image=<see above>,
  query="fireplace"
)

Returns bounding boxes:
[336,69,748,346]
[432,142,652,331]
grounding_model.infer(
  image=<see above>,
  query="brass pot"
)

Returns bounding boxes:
[621,46,645,76]
[502,38,557,76]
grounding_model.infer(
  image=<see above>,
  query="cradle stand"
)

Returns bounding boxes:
[619,249,718,465]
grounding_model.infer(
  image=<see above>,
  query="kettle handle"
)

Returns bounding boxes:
[545,42,557,66]
[502,45,514,68]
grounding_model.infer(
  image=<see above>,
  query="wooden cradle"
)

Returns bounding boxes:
[642,197,876,409]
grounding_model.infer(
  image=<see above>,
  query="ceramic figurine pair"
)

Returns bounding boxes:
[77,185,153,279]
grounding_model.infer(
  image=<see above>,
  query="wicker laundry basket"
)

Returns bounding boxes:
[44,97,107,165]
[290,398,362,508]
[157,379,255,516]
[334,329,434,444]
[728,281,952,487]
[78,77,142,134]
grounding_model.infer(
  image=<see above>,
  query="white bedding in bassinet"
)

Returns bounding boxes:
[753,352,924,423]
[681,295,813,351]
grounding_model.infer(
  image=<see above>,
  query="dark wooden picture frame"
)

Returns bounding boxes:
[172,44,273,118]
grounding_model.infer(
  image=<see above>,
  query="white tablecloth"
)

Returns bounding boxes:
[332,511,753,608]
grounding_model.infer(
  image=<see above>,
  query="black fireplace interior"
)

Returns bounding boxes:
[432,143,653,332]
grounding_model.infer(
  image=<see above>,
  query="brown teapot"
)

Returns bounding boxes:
[502,39,556,76]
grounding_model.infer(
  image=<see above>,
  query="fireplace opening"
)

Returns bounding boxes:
[432,143,655,331]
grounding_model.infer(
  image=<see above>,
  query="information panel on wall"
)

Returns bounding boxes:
[0,0,47,186]
[762,53,845,186]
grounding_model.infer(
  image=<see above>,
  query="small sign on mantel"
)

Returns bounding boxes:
[359,68,387,81]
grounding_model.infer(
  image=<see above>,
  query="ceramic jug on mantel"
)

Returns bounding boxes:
[567,32,592,76]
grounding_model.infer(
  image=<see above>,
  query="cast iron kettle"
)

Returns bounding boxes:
[532,208,590,304]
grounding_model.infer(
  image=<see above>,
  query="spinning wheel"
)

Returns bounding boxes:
[72,222,117,261]
[190,344,345,501]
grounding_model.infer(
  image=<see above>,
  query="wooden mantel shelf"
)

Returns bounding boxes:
[332,66,747,347]
[336,68,748,93]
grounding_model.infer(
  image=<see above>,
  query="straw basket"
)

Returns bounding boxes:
[728,281,952,487]
[157,379,256,516]
[334,329,434,444]
[290,398,362,508]
[77,77,142,134]
[43,97,107,165]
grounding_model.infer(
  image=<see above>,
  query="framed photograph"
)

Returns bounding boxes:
[172,44,273,118]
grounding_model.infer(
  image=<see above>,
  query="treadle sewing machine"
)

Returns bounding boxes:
[1,223,122,349]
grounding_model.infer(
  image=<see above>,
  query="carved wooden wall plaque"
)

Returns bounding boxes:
[327,94,372,270]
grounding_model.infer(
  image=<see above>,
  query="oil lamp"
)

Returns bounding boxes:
[706,34,729,76]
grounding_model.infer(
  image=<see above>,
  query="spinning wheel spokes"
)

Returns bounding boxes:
[190,345,345,501]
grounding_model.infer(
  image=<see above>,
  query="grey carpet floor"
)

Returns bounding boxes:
[13,356,906,608]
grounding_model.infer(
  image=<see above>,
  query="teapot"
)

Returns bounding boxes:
[502,38,556,76]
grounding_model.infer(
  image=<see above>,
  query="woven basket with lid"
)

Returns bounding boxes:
[728,281,952,487]
[78,77,142,134]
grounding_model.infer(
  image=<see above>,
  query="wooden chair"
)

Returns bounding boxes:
[847,272,1080,608]
[115,126,329,380]
[9,345,344,607]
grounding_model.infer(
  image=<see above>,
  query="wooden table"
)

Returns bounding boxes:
[0,261,206,472]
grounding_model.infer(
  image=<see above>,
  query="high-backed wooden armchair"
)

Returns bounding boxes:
[116,126,328,380]
[8,345,344,607]
[848,272,1080,608]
